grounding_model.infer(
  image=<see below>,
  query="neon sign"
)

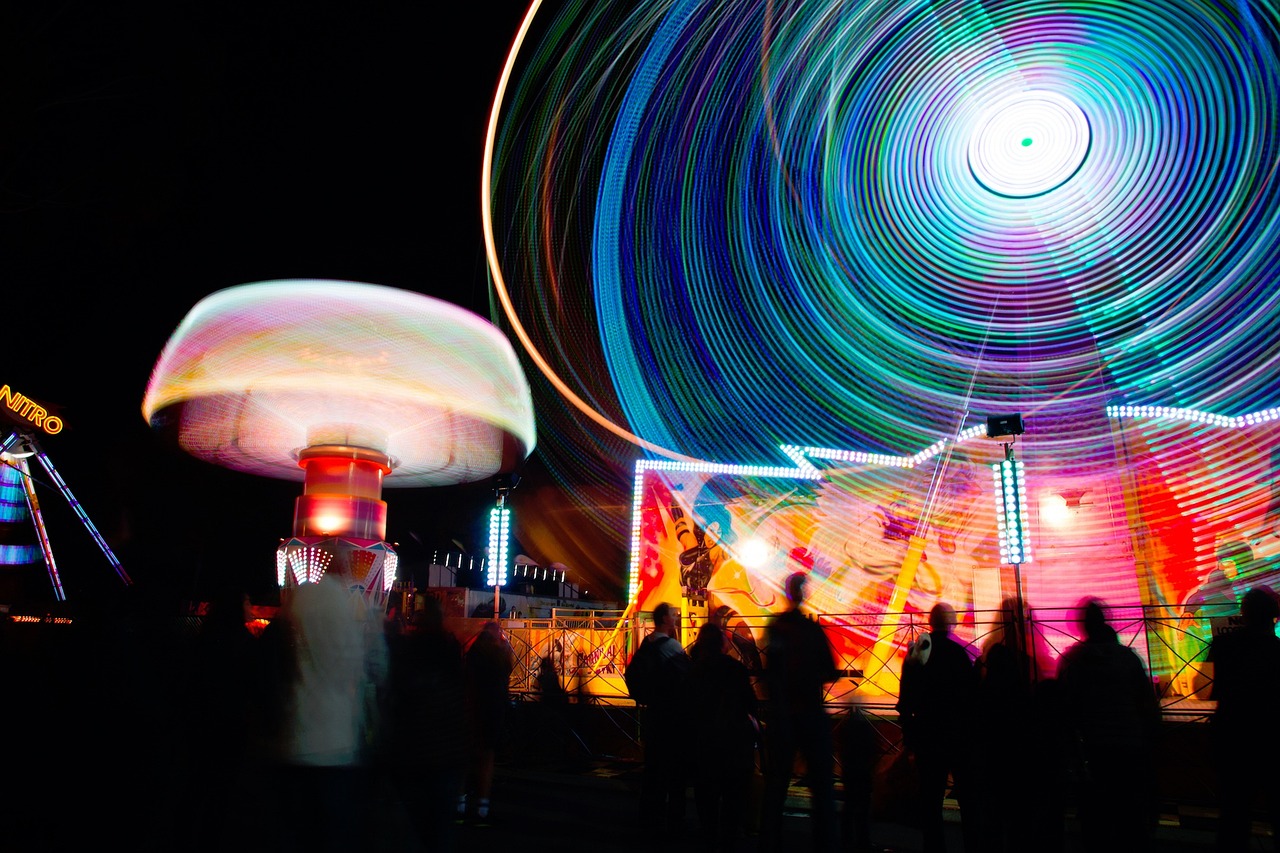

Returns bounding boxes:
[0,385,64,435]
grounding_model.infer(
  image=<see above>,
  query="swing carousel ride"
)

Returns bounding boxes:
[141,280,536,606]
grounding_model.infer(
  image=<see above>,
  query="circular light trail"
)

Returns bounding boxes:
[967,90,1091,197]
[485,0,1280,540]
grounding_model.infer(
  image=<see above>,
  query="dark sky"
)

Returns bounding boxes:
[2,3,590,607]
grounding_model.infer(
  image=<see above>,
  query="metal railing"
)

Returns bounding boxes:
[496,602,1236,721]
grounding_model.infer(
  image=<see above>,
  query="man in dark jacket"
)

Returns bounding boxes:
[896,601,979,853]
[1207,585,1280,852]
[630,601,692,833]
[761,571,840,852]
[1056,598,1160,853]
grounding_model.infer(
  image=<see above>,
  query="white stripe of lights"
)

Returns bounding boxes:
[487,504,511,588]
[993,457,1031,566]
[625,426,994,601]
[1106,404,1280,428]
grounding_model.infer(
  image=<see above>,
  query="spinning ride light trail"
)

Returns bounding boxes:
[967,90,1091,198]
[486,0,1280,508]
[482,0,699,468]
[143,280,536,603]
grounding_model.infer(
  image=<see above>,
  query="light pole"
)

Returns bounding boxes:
[487,474,518,619]
[989,414,1031,666]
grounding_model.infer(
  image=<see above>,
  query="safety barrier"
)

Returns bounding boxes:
[495,602,1237,721]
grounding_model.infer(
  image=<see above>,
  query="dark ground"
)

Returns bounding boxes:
[0,618,1266,852]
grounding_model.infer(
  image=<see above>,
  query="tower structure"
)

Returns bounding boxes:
[142,280,536,605]
[0,427,130,602]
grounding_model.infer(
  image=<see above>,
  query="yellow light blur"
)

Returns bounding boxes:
[737,536,771,569]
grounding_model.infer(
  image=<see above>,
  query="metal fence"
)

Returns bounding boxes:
[494,602,1237,722]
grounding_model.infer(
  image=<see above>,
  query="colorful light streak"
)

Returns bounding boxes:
[486,0,1280,571]
[146,280,534,599]
[143,280,536,487]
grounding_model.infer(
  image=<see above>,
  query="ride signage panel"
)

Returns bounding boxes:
[0,384,63,435]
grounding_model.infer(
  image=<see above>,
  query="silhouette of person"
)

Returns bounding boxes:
[972,597,1036,853]
[534,653,581,767]
[537,653,565,702]
[1187,543,1248,612]
[689,621,759,851]
[712,603,764,672]
[835,702,879,853]
[385,595,466,851]
[1182,541,1251,649]
[761,571,840,852]
[272,574,389,853]
[1055,598,1160,853]
[179,584,261,851]
[458,620,515,825]
[631,600,693,834]
[896,601,980,853]
[1206,585,1280,852]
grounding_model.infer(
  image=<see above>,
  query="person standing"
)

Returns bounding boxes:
[272,575,389,853]
[1206,585,1280,853]
[1055,598,1160,853]
[627,601,693,834]
[458,620,515,826]
[972,598,1037,853]
[761,571,840,852]
[688,621,759,851]
[385,595,466,851]
[895,601,980,853]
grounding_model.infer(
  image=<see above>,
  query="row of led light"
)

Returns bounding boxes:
[1106,405,1280,427]
[487,505,512,588]
[10,614,73,624]
[627,469,649,600]
[992,459,1032,565]
[625,425,993,599]
[513,564,564,582]
[380,553,399,594]
[633,458,823,479]
[800,426,990,469]
[276,546,333,587]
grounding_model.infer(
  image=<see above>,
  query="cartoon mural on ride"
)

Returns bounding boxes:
[1110,412,1280,697]
[632,413,1280,701]
[634,441,1010,694]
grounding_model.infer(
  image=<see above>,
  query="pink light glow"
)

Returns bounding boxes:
[142,279,536,487]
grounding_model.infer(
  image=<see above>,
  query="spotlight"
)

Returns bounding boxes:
[986,413,1024,438]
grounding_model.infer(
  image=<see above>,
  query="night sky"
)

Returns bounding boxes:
[2,3,607,608]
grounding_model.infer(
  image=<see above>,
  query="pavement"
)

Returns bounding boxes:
[0,621,1259,852]
[424,698,1248,853]
[439,755,1230,853]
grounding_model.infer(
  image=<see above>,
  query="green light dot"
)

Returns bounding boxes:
[1021,138,1033,147]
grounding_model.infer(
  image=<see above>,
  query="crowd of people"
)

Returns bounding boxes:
[0,575,520,853]
[3,570,1277,853]
[178,576,519,853]
[627,574,1280,853]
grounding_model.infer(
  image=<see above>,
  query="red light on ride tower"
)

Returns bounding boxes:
[143,281,537,605]
[292,445,392,540]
